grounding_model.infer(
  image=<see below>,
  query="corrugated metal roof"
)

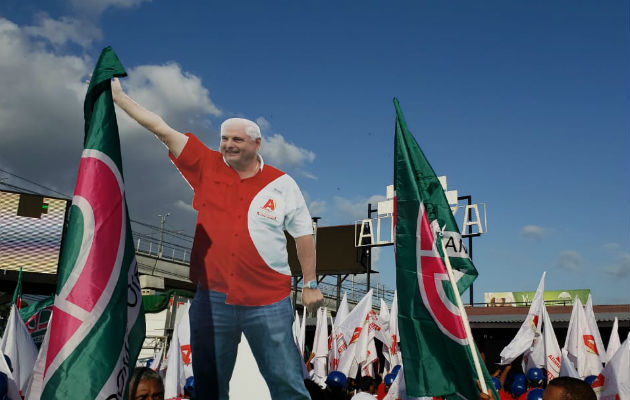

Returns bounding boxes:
[466,304,630,328]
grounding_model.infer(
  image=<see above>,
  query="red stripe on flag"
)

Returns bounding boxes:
[66,157,123,312]
[45,306,82,375]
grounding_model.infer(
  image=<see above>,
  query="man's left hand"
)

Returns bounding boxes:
[302,288,324,313]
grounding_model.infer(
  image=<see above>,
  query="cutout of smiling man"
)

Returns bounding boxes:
[111,78,323,400]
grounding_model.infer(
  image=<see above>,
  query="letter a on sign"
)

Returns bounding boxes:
[462,204,483,234]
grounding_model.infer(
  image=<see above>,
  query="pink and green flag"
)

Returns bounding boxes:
[38,46,145,399]
[393,98,495,399]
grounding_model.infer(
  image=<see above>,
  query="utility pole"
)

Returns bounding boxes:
[157,213,170,258]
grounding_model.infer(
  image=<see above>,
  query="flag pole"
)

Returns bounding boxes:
[439,237,489,394]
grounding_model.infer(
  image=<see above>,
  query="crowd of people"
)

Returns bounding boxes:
[122,362,599,400]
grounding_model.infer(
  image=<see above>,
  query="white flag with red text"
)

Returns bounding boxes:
[334,290,373,376]
[500,272,546,364]
[584,294,607,364]
[563,297,602,378]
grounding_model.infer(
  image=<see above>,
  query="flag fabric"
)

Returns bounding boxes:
[357,308,381,377]
[19,295,54,346]
[328,292,350,371]
[334,292,349,327]
[150,344,164,373]
[387,292,401,372]
[383,365,433,400]
[500,272,546,365]
[393,99,494,399]
[584,294,607,364]
[563,297,602,378]
[310,307,329,386]
[559,349,580,378]
[0,303,38,394]
[164,303,192,398]
[0,349,21,400]
[12,268,23,309]
[600,333,629,400]
[605,317,621,364]
[334,290,373,376]
[24,314,52,400]
[541,304,562,380]
[35,46,145,399]
[377,298,392,370]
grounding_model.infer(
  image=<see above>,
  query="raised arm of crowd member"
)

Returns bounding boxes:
[295,234,324,312]
[110,77,188,158]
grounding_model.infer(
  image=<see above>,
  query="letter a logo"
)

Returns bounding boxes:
[262,198,275,211]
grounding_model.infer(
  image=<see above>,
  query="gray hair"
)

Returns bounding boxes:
[220,118,261,141]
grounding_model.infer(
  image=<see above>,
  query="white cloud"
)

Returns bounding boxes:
[334,194,387,224]
[255,116,271,132]
[602,242,621,250]
[521,224,546,240]
[555,250,582,272]
[308,200,327,218]
[67,0,152,18]
[603,254,630,279]
[124,63,221,121]
[260,133,316,170]
[174,200,195,214]
[23,14,102,48]
[0,16,219,233]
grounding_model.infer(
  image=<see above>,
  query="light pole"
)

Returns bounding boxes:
[157,213,170,258]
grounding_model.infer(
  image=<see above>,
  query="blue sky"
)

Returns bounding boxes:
[0,1,628,304]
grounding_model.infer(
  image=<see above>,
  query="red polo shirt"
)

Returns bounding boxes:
[169,134,313,306]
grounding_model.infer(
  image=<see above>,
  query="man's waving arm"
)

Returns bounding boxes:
[111,78,188,158]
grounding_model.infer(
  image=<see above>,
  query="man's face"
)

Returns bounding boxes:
[220,125,261,170]
[133,379,164,400]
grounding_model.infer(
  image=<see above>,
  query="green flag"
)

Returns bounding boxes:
[38,47,145,399]
[12,267,22,308]
[19,295,54,346]
[393,98,495,399]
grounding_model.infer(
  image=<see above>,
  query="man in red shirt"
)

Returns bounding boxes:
[112,78,323,399]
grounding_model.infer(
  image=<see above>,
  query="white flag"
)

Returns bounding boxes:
[334,292,349,328]
[584,294,607,364]
[310,307,329,385]
[605,317,621,364]
[377,298,392,370]
[559,348,580,378]
[293,310,301,348]
[0,348,21,400]
[600,333,629,400]
[24,313,52,400]
[563,297,602,378]
[164,303,192,398]
[500,272,546,364]
[0,304,38,393]
[541,304,562,380]
[328,292,350,371]
[299,307,306,357]
[387,291,401,371]
[151,344,164,372]
[357,309,380,377]
[335,290,373,376]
